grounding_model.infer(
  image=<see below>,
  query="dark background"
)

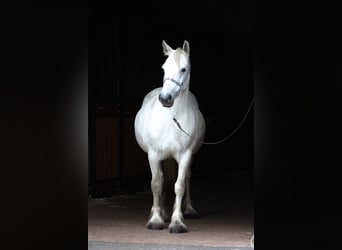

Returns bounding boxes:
[1,1,342,250]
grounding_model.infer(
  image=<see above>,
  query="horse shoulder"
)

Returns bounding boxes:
[188,91,206,138]
[142,87,162,106]
[188,91,200,109]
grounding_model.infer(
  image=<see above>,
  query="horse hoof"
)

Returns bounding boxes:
[184,209,200,219]
[169,223,188,233]
[146,221,165,230]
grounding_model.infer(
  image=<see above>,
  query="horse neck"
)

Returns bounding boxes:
[172,76,191,117]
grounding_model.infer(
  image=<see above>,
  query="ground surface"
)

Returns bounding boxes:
[88,171,254,249]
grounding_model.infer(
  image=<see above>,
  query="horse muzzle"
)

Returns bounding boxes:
[159,93,174,107]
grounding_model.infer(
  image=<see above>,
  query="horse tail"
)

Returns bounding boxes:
[162,158,178,217]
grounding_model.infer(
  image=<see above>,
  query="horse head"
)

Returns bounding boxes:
[158,40,191,107]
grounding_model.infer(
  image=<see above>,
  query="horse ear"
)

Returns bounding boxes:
[162,40,172,56]
[183,40,190,53]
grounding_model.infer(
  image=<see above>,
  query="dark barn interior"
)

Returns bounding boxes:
[89,1,254,249]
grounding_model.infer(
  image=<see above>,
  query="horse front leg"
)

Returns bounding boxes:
[146,152,166,230]
[183,165,200,219]
[169,151,192,233]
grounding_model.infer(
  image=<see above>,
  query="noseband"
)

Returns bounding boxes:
[163,77,183,88]
[163,65,190,88]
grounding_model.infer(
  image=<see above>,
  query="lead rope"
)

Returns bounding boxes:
[170,98,254,145]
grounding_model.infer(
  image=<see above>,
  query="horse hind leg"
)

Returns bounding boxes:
[146,153,166,230]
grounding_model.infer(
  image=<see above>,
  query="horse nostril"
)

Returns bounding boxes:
[159,93,173,107]
[159,94,172,103]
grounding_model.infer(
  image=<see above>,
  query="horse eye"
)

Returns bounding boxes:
[181,68,186,73]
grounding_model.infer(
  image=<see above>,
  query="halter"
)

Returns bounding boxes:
[162,63,190,88]
[163,77,183,88]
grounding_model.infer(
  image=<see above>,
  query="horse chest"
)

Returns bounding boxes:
[146,112,193,151]
[148,114,189,141]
